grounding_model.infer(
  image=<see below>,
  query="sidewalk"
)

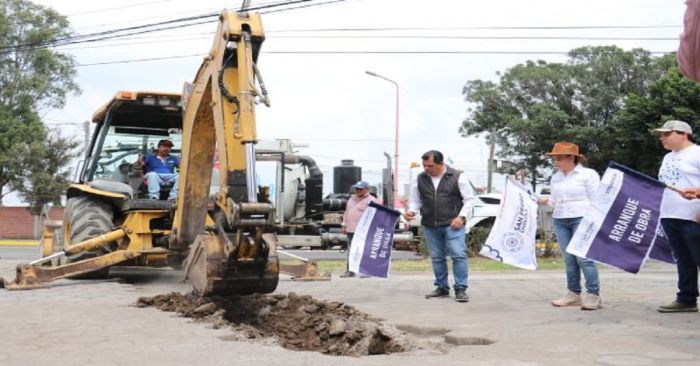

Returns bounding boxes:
[0,258,697,366]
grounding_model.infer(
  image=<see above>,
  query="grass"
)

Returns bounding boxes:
[282,256,566,273]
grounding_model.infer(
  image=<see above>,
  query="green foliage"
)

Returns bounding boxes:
[14,130,78,214]
[467,226,490,257]
[0,0,80,205]
[611,67,700,176]
[0,110,43,203]
[461,46,679,187]
[417,225,491,258]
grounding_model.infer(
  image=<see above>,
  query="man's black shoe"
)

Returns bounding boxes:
[455,289,469,303]
[658,301,698,313]
[425,288,450,299]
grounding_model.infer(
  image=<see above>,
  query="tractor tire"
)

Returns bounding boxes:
[63,196,115,278]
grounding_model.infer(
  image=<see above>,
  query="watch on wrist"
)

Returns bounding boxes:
[459,216,466,225]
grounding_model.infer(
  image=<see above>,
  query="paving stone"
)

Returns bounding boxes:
[1,257,700,365]
[641,350,696,361]
[596,355,655,366]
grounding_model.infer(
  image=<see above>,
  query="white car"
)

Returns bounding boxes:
[471,192,502,230]
[403,187,501,233]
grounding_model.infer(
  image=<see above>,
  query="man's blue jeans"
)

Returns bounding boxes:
[145,171,178,200]
[423,225,468,290]
[553,217,600,294]
[660,218,700,305]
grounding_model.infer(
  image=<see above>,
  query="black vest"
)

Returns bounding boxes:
[417,166,464,227]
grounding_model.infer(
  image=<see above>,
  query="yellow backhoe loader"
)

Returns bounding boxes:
[4,7,326,295]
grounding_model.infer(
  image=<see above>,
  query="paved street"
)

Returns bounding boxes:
[0,247,698,366]
[0,245,423,262]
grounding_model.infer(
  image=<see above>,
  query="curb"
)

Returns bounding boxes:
[0,240,39,247]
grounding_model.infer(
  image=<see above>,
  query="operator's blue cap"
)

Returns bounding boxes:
[354,181,369,189]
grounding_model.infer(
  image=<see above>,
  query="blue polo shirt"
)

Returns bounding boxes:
[144,154,180,174]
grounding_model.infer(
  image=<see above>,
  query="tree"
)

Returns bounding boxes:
[0,109,43,203]
[460,79,518,192]
[568,46,665,172]
[497,60,580,189]
[461,47,678,190]
[13,129,78,214]
[462,60,580,190]
[0,0,80,205]
[612,66,700,177]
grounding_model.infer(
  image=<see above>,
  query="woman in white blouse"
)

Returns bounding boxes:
[540,142,602,310]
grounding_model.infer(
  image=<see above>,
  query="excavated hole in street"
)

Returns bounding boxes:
[136,291,455,357]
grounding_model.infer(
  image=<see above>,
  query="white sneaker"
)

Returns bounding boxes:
[551,291,582,307]
[581,293,602,310]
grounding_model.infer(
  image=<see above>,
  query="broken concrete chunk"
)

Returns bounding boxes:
[193,302,218,314]
[329,319,347,336]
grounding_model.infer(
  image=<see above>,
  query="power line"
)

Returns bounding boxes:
[265,50,674,55]
[2,0,317,52]
[75,49,676,67]
[54,34,680,51]
[262,0,347,14]
[69,0,316,32]
[71,6,225,33]
[77,53,204,67]
[65,0,173,17]
[1,14,217,52]
[269,35,679,41]
[267,25,682,33]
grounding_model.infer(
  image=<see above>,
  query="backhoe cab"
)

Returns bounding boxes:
[6,10,283,295]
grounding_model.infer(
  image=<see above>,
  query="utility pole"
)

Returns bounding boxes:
[487,129,496,193]
[366,71,400,207]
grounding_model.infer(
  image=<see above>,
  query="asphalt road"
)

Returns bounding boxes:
[1,252,697,365]
[0,245,424,262]
[0,246,38,260]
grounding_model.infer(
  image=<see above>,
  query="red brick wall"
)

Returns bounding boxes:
[0,207,64,239]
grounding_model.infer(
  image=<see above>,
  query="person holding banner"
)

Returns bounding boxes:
[340,181,379,278]
[540,142,602,310]
[653,120,700,313]
[405,150,476,303]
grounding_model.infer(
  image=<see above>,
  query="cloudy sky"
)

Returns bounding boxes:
[13,0,686,203]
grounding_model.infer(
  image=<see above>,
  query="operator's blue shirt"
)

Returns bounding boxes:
[144,154,180,174]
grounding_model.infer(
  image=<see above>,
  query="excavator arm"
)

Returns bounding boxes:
[2,8,322,293]
[173,9,278,295]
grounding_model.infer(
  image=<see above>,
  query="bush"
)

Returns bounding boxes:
[417,226,429,257]
[537,229,560,258]
[467,226,491,257]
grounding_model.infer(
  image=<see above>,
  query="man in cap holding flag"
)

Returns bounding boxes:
[653,120,700,313]
[341,180,379,278]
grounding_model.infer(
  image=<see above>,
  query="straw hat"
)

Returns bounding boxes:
[546,142,581,157]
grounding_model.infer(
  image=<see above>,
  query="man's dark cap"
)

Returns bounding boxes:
[158,139,174,147]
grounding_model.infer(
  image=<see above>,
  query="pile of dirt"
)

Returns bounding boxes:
[136,291,444,356]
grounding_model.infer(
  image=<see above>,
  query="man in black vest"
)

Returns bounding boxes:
[405,150,476,302]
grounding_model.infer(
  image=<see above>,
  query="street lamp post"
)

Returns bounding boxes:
[366,70,400,208]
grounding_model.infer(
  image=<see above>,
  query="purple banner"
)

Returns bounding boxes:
[348,202,401,278]
[650,227,676,264]
[585,163,666,273]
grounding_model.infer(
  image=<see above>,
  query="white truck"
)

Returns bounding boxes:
[251,139,414,249]
[402,164,500,232]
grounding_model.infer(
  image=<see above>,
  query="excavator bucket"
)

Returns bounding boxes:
[183,233,279,296]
